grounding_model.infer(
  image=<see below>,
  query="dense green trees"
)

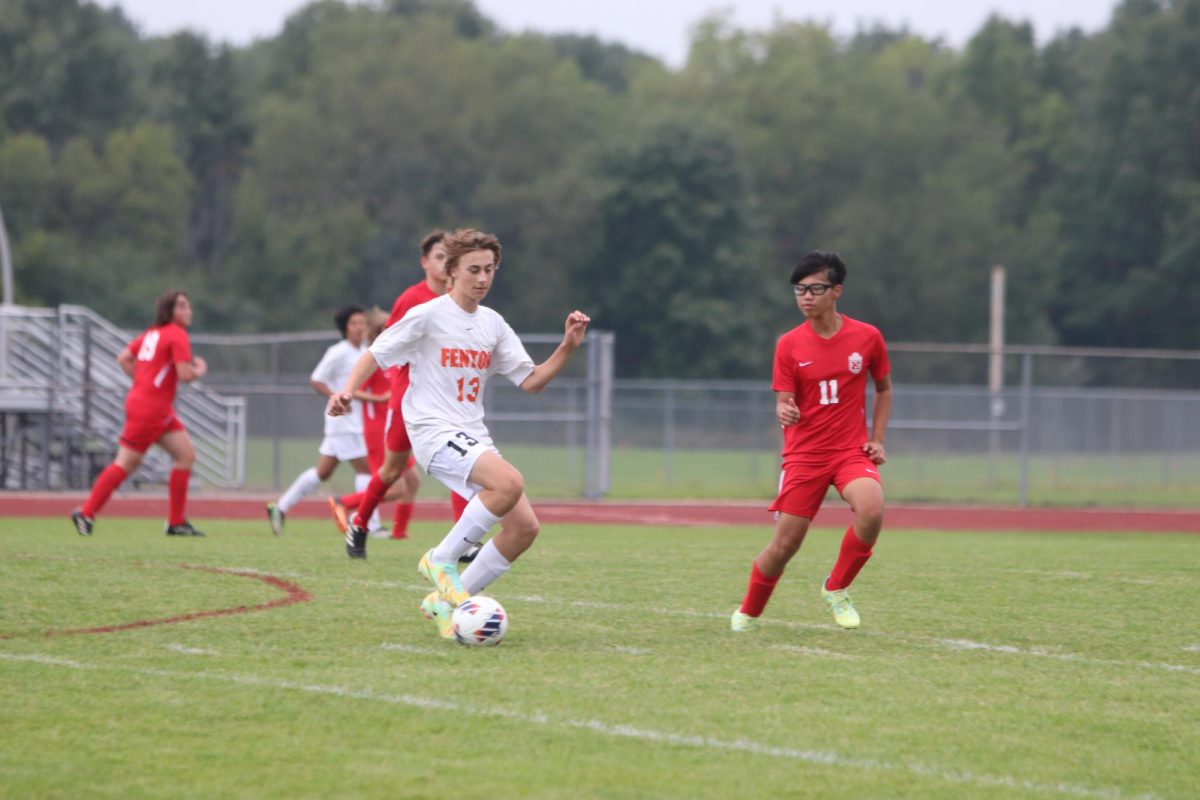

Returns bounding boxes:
[0,0,1196,377]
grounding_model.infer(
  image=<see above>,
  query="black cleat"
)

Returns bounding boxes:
[266,502,285,536]
[345,523,367,559]
[459,543,482,564]
[71,509,94,536]
[165,520,206,537]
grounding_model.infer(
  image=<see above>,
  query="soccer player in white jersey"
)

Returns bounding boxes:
[328,228,590,637]
[267,306,372,541]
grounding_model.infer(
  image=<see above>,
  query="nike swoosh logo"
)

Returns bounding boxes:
[798,361,813,367]
[866,468,877,474]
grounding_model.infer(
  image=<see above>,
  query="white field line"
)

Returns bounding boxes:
[998,569,1159,586]
[164,643,218,656]
[380,643,448,656]
[1182,644,1200,653]
[603,645,651,656]
[339,578,1200,677]
[0,651,1158,800]
[771,644,858,660]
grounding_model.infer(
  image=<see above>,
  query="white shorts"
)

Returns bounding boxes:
[318,432,369,461]
[420,427,498,501]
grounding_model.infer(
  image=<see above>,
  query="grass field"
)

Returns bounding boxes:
[241,437,1200,507]
[2,517,1198,798]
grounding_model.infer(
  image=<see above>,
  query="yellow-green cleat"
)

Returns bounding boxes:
[730,609,759,633]
[418,548,470,607]
[420,591,456,639]
[821,582,861,629]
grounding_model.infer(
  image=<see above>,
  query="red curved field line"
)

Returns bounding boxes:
[1,564,311,640]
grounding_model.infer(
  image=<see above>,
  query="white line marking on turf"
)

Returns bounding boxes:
[603,645,651,656]
[165,643,218,656]
[933,637,1200,675]
[1000,569,1158,586]
[381,643,447,656]
[772,644,858,660]
[1184,645,1200,653]
[0,651,1157,800]
[292,574,1200,677]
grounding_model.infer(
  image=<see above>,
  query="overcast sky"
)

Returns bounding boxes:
[98,0,1117,67]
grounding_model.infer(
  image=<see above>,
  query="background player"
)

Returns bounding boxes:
[731,251,892,633]
[328,228,589,637]
[355,307,396,537]
[328,230,471,557]
[266,306,371,537]
[71,290,208,537]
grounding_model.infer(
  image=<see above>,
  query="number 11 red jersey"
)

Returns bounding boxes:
[772,314,890,462]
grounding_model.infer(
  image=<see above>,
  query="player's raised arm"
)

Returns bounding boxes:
[520,310,590,394]
[327,350,379,417]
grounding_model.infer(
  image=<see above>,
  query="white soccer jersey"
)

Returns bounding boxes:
[369,294,534,468]
[311,339,365,436]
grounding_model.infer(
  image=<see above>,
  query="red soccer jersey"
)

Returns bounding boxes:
[125,322,193,415]
[773,314,890,461]
[385,279,440,411]
[361,367,390,430]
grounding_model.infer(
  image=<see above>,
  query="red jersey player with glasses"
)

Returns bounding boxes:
[732,251,893,633]
[71,290,208,537]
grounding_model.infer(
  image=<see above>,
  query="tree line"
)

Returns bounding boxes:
[1,0,1197,381]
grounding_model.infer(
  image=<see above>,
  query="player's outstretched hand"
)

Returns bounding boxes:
[192,356,208,378]
[862,441,886,465]
[777,396,800,427]
[327,391,353,417]
[563,310,590,348]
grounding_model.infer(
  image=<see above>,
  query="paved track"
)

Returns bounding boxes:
[2,492,1197,532]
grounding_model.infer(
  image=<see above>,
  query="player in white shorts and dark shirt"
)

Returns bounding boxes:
[328,228,590,637]
[268,306,374,539]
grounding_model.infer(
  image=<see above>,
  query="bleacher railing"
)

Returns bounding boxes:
[0,304,246,489]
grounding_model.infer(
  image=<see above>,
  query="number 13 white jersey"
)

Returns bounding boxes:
[368,294,534,468]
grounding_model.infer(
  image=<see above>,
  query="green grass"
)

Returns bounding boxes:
[2,517,1198,798]
[240,437,1200,507]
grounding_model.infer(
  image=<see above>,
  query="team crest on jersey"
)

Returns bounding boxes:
[848,352,863,374]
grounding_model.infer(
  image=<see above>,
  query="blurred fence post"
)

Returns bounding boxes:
[1018,352,1033,507]
[270,341,281,492]
[664,383,675,485]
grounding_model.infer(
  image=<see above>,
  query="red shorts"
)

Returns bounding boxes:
[384,407,413,454]
[119,409,185,454]
[769,450,882,520]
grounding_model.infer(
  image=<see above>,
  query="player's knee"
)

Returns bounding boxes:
[509,516,540,550]
[488,465,524,501]
[856,503,884,532]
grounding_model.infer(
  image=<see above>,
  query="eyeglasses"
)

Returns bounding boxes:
[792,283,834,297]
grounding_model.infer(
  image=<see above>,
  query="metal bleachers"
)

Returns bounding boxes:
[0,304,245,489]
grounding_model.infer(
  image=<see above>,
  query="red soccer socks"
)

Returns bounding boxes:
[826,526,873,591]
[738,561,781,617]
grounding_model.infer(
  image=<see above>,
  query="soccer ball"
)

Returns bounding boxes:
[451,596,508,647]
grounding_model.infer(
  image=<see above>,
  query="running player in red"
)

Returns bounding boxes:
[356,307,396,537]
[71,290,208,537]
[328,230,471,558]
[731,251,893,632]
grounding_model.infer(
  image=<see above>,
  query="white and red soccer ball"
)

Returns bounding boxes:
[451,596,508,646]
